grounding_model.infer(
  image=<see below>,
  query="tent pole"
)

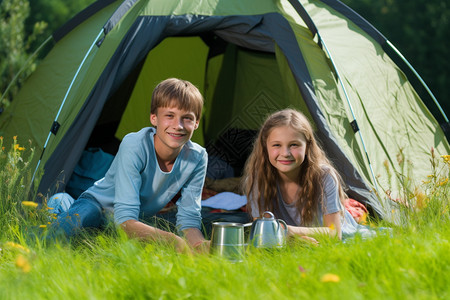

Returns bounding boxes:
[386,40,448,123]
[31,29,105,189]
[316,32,380,196]
[289,0,380,196]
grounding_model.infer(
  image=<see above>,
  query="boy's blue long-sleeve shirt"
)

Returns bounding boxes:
[83,127,207,231]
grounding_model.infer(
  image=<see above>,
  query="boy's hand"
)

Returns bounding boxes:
[173,235,192,254]
[192,240,211,254]
[182,227,209,253]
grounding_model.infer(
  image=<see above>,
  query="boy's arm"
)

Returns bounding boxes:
[176,150,208,248]
[121,219,190,253]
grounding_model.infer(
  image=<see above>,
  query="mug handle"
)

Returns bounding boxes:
[278,219,288,235]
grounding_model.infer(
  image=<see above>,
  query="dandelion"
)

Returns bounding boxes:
[39,225,47,228]
[320,273,340,283]
[441,155,450,163]
[22,201,38,208]
[13,136,17,140]
[15,255,31,273]
[4,242,30,253]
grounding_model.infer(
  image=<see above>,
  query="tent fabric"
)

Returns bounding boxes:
[1,0,448,219]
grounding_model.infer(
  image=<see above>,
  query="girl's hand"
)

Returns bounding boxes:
[299,235,319,245]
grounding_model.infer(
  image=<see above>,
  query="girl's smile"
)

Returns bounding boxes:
[266,126,308,179]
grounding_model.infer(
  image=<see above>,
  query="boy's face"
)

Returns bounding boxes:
[150,105,199,153]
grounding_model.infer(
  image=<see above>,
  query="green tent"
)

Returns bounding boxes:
[1,0,448,217]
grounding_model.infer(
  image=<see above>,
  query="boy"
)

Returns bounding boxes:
[49,78,208,252]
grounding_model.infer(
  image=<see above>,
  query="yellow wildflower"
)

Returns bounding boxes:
[13,136,17,140]
[39,225,47,228]
[439,178,448,186]
[15,255,31,273]
[5,242,30,253]
[22,201,38,208]
[18,147,25,151]
[321,273,340,283]
[0,136,3,140]
[415,188,428,210]
[14,144,19,150]
[441,155,450,163]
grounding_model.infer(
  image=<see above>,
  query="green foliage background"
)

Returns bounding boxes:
[0,0,449,119]
[0,0,95,106]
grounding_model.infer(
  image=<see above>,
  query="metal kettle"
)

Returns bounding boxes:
[248,211,288,248]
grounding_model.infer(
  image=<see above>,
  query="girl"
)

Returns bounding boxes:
[243,109,358,240]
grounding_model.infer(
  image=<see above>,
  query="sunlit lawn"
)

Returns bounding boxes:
[1,137,449,299]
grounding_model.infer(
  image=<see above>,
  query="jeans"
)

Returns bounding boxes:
[49,193,106,237]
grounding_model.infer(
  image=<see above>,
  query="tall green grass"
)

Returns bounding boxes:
[1,136,449,299]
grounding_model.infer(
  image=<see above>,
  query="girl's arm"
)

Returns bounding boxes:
[286,225,332,237]
[286,211,342,239]
[323,212,342,239]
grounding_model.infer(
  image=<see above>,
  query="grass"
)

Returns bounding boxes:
[1,136,449,299]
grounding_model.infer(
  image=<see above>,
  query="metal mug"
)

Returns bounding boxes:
[210,222,251,262]
[248,211,288,248]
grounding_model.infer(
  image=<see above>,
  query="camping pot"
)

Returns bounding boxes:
[248,211,288,248]
[210,222,251,262]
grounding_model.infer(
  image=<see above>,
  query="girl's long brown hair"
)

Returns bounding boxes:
[243,109,346,225]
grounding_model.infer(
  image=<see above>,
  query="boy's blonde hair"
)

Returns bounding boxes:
[150,78,203,120]
[243,108,346,225]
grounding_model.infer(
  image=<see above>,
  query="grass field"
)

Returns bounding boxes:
[1,137,449,299]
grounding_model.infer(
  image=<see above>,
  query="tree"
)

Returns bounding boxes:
[26,0,96,54]
[0,0,95,108]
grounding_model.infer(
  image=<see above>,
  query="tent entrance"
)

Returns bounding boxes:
[86,35,301,177]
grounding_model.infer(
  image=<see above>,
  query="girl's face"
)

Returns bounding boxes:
[266,125,307,180]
